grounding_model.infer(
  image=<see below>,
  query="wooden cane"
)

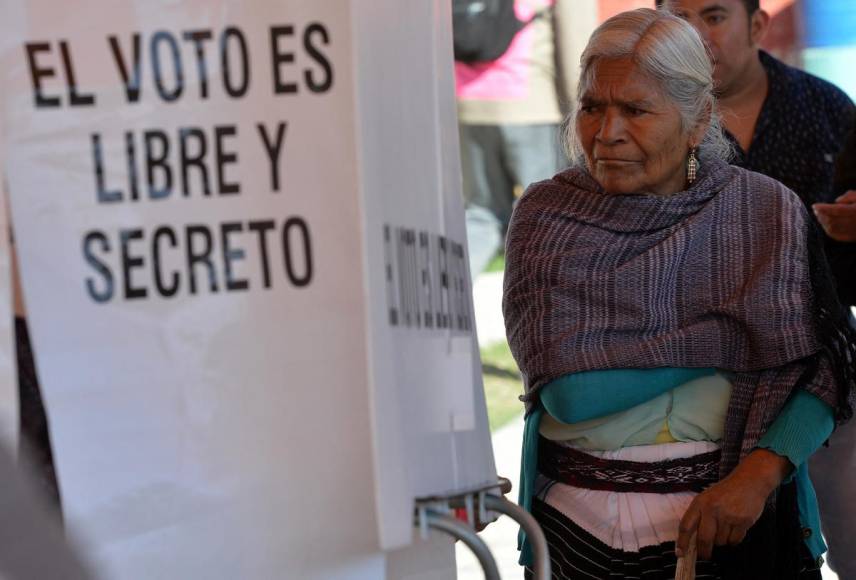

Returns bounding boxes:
[674,530,697,580]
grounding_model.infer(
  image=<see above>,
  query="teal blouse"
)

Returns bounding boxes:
[518,368,834,566]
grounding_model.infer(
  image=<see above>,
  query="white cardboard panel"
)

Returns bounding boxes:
[354,0,497,549]
[0,139,18,450]
[0,0,495,576]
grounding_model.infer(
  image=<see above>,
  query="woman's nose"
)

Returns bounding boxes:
[596,109,625,144]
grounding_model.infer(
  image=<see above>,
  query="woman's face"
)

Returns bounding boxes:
[576,58,695,196]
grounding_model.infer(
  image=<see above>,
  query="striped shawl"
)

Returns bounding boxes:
[503,159,855,475]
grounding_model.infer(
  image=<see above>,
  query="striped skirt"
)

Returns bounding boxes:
[527,440,722,580]
[526,498,721,579]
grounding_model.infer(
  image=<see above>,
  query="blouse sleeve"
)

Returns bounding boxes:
[756,390,834,476]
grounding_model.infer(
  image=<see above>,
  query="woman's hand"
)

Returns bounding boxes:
[814,191,856,242]
[675,449,792,560]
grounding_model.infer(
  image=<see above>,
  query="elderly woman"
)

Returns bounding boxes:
[503,8,855,580]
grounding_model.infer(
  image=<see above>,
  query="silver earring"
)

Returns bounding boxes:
[687,147,698,184]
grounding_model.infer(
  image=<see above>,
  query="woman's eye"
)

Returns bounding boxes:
[626,106,646,116]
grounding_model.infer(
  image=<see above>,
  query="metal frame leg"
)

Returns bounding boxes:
[422,510,501,580]
[481,495,551,580]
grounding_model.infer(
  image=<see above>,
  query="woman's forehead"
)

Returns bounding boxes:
[583,59,666,103]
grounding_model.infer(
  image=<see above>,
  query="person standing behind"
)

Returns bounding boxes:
[658,0,856,575]
[658,0,854,215]
[454,0,591,279]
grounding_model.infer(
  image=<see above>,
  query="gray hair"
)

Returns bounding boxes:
[564,8,733,164]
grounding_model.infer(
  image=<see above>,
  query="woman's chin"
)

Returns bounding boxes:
[592,168,644,195]
[599,178,643,195]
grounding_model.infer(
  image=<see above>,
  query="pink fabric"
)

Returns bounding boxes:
[541,441,720,551]
[455,0,554,101]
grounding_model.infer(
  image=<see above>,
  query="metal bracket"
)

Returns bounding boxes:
[413,477,551,580]
[420,508,501,580]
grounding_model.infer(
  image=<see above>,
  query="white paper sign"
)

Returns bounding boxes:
[0,154,17,450]
[0,1,496,578]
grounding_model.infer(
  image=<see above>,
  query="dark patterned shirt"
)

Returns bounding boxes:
[726,51,856,305]
[833,124,856,305]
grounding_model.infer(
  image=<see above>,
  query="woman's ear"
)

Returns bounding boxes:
[690,100,714,149]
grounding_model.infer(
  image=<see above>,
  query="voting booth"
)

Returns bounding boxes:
[0,1,504,577]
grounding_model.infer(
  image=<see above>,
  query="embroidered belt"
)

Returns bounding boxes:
[538,437,720,494]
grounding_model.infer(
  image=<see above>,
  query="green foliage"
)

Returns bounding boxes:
[485,252,505,274]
